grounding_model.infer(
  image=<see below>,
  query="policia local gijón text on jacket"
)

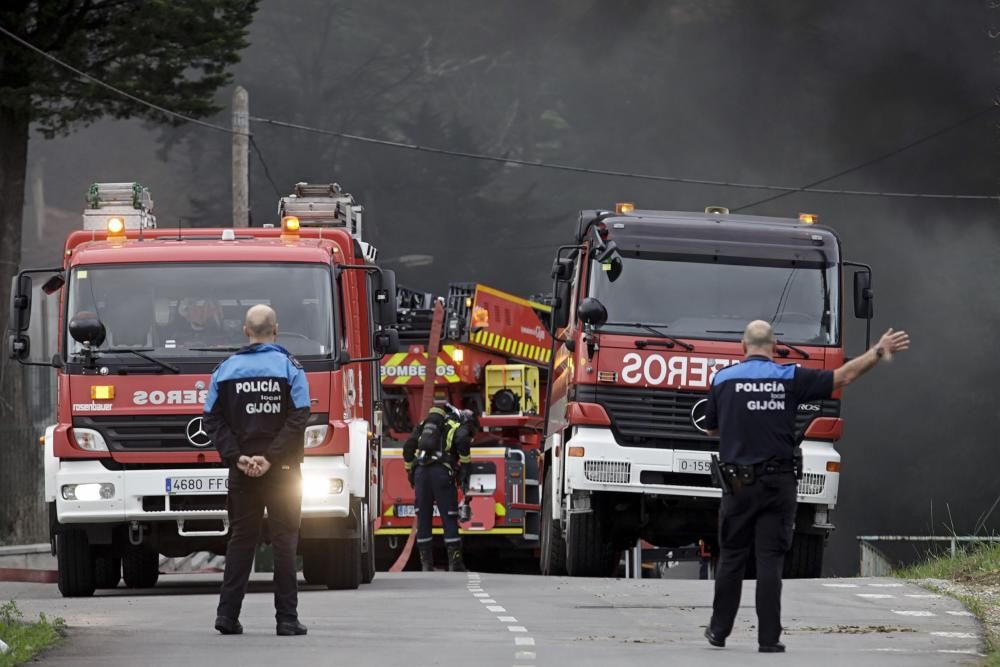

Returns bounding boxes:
[205,305,311,637]
[703,320,909,654]
[403,406,475,572]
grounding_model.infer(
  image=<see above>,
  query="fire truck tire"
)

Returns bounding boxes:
[56,530,96,598]
[539,468,567,576]
[326,537,362,590]
[122,546,160,588]
[783,532,825,579]
[565,508,620,577]
[360,521,376,584]
[94,551,122,589]
[301,539,330,585]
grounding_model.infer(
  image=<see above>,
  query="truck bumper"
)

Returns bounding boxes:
[563,427,840,506]
[54,456,351,525]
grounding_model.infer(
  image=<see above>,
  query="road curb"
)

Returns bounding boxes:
[0,567,58,583]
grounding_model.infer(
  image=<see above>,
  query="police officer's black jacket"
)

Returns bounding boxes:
[705,355,833,465]
[204,343,311,469]
[402,407,473,473]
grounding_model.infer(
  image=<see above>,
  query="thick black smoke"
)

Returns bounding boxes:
[24,0,998,573]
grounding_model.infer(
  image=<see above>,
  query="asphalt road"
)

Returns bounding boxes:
[2,571,985,666]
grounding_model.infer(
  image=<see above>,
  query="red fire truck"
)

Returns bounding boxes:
[375,283,552,570]
[540,204,874,577]
[8,182,399,596]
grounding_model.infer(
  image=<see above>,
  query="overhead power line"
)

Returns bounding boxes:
[733,103,1000,211]
[2,24,997,203]
[249,136,281,197]
[250,115,1000,201]
[0,23,235,135]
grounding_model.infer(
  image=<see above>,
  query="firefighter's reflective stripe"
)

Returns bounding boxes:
[472,329,551,364]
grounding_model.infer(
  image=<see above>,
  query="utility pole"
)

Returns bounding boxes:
[232,85,249,228]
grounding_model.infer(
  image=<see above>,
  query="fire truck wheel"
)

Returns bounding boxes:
[56,530,96,598]
[122,546,160,588]
[301,540,330,585]
[94,550,122,589]
[565,508,620,577]
[326,537,362,590]
[539,467,567,576]
[783,532,825,578]
[360,521,376,584]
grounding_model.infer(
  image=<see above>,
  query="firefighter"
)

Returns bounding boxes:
[205,305,310,637]
[704,320,909,653]
[403,405,475,572]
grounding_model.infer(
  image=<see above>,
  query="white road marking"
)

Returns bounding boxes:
[904,593,940,598]
[498,616,517,622]
[873,648,906,652]
[868,583,904,588]
[931,632,977,639]
[474,593,490,598]
[508,626,528,632]
[515,652,536,660]
[938,649,985,655]
[487,606,507,612]
[822,583,858,588]
[515,637,536,646]
[892,610,936,617]
[947,610,975,617]
[480,599,497,604]
[857,593,895,599]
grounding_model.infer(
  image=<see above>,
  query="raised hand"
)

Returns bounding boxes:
[877,328,910,362]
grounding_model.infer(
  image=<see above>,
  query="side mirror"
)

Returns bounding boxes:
[373,328,400,355]
[853,271,873,319]
[551,257,574,281]
[41,273,65,295]
[594,240,619,264]
[9,273,32,333]
[374,269,397,327]
[68,312,107,347]
[605,256,623,283]
[578,297,608,328]
[552,281,571,331]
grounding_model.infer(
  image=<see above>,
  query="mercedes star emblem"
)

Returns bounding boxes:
[690,398,709,434]
[185,417,212,447]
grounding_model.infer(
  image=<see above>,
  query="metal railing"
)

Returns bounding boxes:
[857,535,1000,577]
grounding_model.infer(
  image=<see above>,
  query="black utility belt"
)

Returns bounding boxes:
[720,461,796,485]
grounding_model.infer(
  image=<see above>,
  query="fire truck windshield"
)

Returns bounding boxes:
[590,255,838,345]
[65,263,335,360]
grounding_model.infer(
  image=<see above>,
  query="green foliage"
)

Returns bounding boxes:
[0,600,65,667]
[0,0,258,134]
[895,541,1000,582]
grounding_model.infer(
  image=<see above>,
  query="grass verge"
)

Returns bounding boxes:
[895,542,1000,665]
[0,600,65,667]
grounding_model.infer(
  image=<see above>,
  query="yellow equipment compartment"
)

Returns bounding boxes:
[485,364,540,415]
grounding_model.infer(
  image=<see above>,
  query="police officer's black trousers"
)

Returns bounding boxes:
[710,472,797,646]
[414,464,460,546]
[218,470,302,623]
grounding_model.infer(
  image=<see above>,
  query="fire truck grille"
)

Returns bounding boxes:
[575,385,839,451]
[583,460,631,484]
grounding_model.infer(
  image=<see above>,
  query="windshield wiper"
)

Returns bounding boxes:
[188,346,242,352]
[603,321,695,351]
[81,347,181,374]
[704,330,809,360]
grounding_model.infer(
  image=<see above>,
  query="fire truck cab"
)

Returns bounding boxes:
[8,182,399,597]
[541,205,874,578]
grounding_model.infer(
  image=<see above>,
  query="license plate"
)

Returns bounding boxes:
[394,504,439,518]
[675,457,713,475]
[166,477,229,494]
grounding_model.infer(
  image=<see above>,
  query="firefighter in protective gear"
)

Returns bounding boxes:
[206,305,310,637]
[402,405,475,572]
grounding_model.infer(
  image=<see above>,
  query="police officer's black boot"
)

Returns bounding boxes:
[447,544,467,572]
[418,543,434,572]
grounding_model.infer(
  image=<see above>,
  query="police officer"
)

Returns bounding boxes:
[704,320,909,653]
[403,405,475,572]
[205,305,311,636]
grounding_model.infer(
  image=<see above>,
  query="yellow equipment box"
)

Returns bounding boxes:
[485,364,540,415]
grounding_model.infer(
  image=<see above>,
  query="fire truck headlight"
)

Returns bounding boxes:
[302,476,343,498]
[304,425,329,449]
[72,428,109,452]
[62,483,115,501]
